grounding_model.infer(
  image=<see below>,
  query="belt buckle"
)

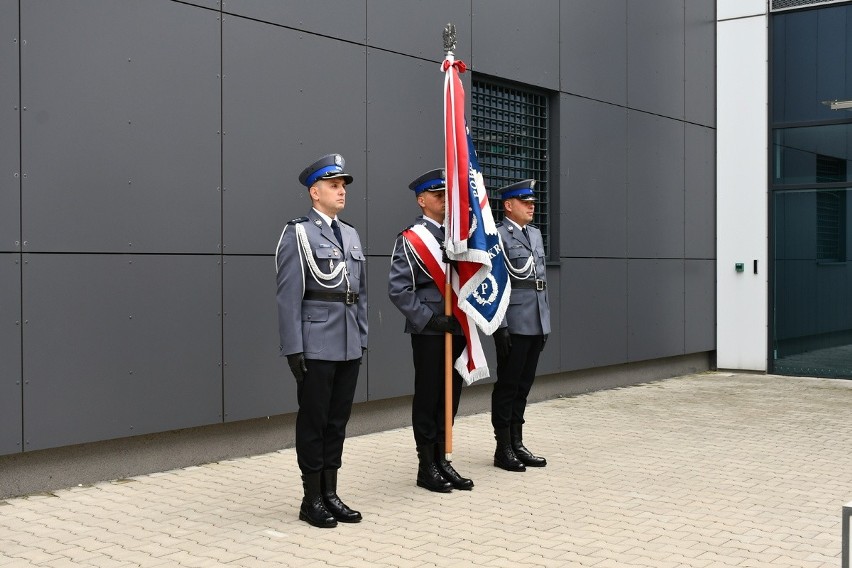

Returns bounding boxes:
[535,279,545,291]
[344,291,357,305]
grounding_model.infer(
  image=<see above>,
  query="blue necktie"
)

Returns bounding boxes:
[331,219,344,248]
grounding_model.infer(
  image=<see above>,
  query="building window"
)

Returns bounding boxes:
[470,77,550,255]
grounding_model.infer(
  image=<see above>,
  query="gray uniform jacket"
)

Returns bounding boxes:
[498,221,551,336]
[276,208,368,361]
[388,216,461,336]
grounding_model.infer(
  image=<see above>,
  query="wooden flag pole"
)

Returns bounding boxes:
[444,272,453,460]
[443,22,457,461]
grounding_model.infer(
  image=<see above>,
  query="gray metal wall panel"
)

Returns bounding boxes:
[222,0,366,44]
[627,0,685,120]
[471,0,560,90]
[22,254,222,451]
[685,124,716,260]
[535,267,560,376]
[366,0,471,62]
[561,0,627,105]
[222,17,367,255]
[561,259,627,371]
[561,95,627,258]
[0,254,22,455]
[0,0,19,252]
[21,1,220,254]
[223,255,294,422]
[627,259,685,362]
[367,49,446,253]
[685,0,716,127]
[685,259,715,353]
[627,111,685,259]
[180,0,219,9]
[366,256,416,400]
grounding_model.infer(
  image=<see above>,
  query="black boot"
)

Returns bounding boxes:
[321,470,362,523]
[494,427,526,472]
[416,444,452,493]
[511,424,546,467]
[299,473,337,528]
[435,443,474,490]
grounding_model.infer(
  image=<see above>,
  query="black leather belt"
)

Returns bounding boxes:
[513,279,547,290]
[304,291,359,305]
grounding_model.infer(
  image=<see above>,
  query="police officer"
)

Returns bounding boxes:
[492,179,550,472]
[275,153,368,527]
[387,168,474,493]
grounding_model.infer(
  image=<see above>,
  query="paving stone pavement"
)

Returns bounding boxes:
[1,371,851,567]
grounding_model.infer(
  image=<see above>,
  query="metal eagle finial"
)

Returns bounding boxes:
[443,23,456,55]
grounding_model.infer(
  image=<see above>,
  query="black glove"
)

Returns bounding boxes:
[541,334,548,352]
[493,327,512,363]
[287,353,307,383]
[425,314,462,334]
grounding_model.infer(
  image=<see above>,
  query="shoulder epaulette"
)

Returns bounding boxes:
[496,221,504,228]
[338,218,355,228]
[527,223,538,229]
[397,224,416,237]
[287,216,309,225]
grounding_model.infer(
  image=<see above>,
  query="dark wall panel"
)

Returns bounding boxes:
[367,0,471,62]
[685,259,715,353]
[536,267,560,376]
[366,256,416,400]
[561,94,627,258]
[627,259,685,362]
[685,0,716,127]
[222,17,367,255]
[627,0,685,120]
[0,0,19,252]
[22,254,222,451]
[0,254,22,456]
[471,0,560,90]
[223,255,294,422]
[685,124,716,260]
[20,0,220,254]
[223,0,366,44]
[562,259,628,371]
[627,111,685,259]
[561,0,627,105]
[366,49,447,253]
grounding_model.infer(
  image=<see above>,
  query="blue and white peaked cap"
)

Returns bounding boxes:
[409,168,446,194]
[298,153,354,187]
[498,179,537,201]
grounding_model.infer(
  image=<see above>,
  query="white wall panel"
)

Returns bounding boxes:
[717,14,768,370]
[718,0,767,20]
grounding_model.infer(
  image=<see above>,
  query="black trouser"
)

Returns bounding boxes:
[410,334,465,447]
[296,358,360,474]
[491,334,544,429]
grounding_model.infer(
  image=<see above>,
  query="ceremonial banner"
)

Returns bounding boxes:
[441,54,511,338]
[401,224,488,385]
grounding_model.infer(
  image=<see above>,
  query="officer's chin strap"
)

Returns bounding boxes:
[295,223,351,292]
[497,232,535,279]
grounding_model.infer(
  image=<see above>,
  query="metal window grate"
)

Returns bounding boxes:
[771,0,850,12]
[816,190,845,261]
[470,78,550,254]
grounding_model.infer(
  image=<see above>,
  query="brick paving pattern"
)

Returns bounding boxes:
[1,371,850,567]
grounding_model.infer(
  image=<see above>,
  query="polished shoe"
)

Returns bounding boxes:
[321,469,362,523]
[511,424,547,467]
[299,473,337,528]
[436,443,473,490]
[494,427,526,472]
[416,444,453,493]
